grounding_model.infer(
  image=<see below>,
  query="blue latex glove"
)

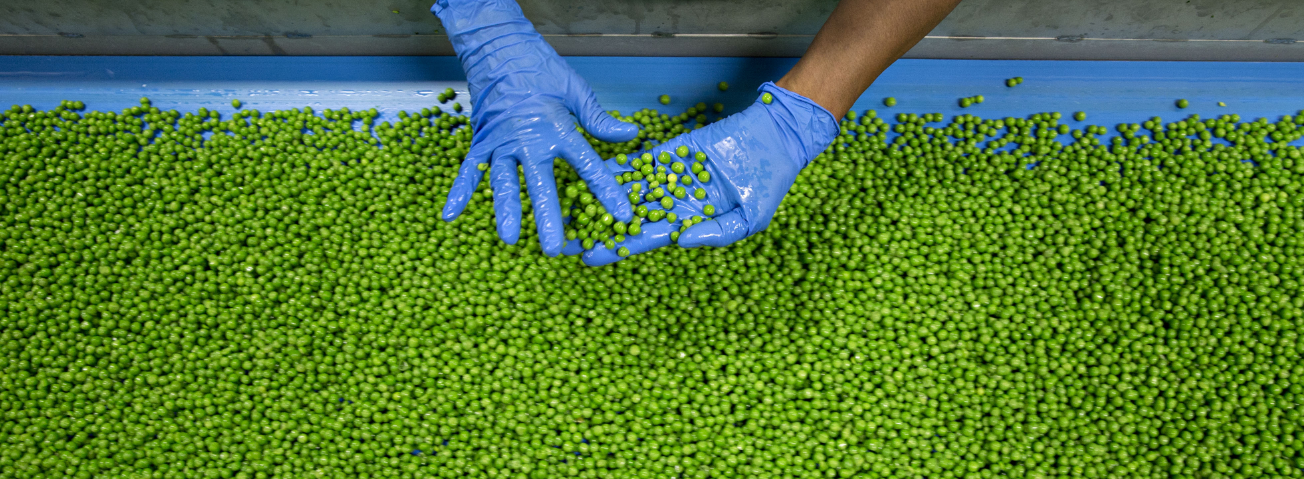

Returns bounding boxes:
[583,82,838,266]
[431,0,638,256]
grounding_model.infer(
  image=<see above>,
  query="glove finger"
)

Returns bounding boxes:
[521,160,566,257]
[561,238,585,256]
[489,156,522,246]
[570,82,640,143]
[441,140,494,222]
[582,219,676,267]
[560,139,633,223]
[678,208,750,248]
[603,156,636,175]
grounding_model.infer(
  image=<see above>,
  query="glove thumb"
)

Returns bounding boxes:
[571,84,640,143]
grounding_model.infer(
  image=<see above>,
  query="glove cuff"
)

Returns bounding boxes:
[431,0,540,60]
[756,81,839,169]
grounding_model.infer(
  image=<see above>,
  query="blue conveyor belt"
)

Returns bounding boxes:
[2,56,1303,145]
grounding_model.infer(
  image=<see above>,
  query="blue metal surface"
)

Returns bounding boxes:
[2,56,1304,142]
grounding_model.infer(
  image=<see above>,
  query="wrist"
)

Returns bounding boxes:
[431,0,540,56]
[757,82,839,169]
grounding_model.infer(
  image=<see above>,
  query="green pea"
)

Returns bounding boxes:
[676,145,690,158]
[660,197,674,210]
[1177,99,1190,109]
[697,171,711,183]
[659,94,671,105]
[718,81,729,91]
[693,188,706,200]
[671,162,686,174]
[761,93,774,105]
[232,99,242,109]
[884,97,896,107]
[713,103,724,113]
[16,90,1300,479]
[1074,111,1087,121]
[703,204,716,216]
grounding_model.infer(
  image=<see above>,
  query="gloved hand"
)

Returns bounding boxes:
[432,0,639,257]
[582,81,838,266]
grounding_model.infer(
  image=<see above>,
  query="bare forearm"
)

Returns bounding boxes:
[777,0,962,119]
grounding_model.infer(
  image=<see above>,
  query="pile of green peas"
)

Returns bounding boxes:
[561,104,722,251]
[0,91,1302,479]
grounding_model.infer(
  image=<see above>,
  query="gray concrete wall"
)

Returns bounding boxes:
[1,0,1301,60]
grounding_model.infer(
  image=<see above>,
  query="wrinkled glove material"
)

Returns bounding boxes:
[432,0,637,257]
[583,81,838,266]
